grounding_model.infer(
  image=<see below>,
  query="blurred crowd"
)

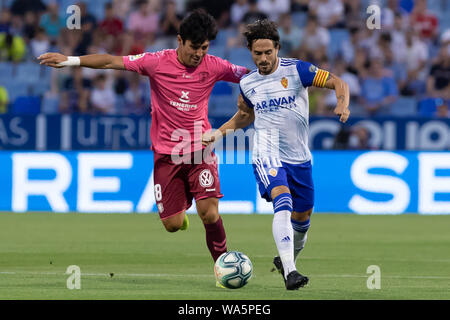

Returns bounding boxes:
[0,0,449,118]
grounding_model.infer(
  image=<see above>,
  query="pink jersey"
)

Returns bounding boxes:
[123,49,247,155]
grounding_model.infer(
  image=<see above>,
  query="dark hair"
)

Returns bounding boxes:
[179,9,218,44]
[243,19,280,50]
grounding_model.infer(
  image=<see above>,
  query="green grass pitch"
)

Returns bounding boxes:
[0,212,449,300]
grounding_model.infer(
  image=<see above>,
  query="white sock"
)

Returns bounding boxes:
[272,210,296,279]
[293,230,307,262]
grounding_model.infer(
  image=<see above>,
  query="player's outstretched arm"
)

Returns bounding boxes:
[202,95,254,146]
[38,53,126,70]
[323,73,350,123]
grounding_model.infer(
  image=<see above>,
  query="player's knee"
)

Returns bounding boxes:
[196,198,219,224]
[270,185,290,200]
[292,208,313,222]
[161,216,183,233]
[163,223,181,233]
[198,210,219,224]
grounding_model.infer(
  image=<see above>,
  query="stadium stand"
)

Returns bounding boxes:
[0,0,448,119]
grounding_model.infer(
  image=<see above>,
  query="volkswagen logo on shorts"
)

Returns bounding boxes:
[199,169,214,188]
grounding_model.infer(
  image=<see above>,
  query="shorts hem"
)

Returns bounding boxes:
[195,194,224,201]
[293,205,314,213]
[159,206,191,221]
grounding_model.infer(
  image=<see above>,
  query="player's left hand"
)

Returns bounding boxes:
[334,105,350,123]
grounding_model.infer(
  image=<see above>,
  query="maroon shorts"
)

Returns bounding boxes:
[153,151,223,220]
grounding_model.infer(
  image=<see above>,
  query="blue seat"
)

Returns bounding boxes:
[291,12,308,29]
[0,62,14,83]
[12,96,41,114]
[212,81,233,96]
[213,29,237,47]
[41,94,60,114]
[209,95,238,117]
[88,0,110,21]
[2,82,28,102]
[390,96,417,116]
[30,81,50,96]
[328,29,350,60]
[418,97,445,116]
[208,45,227,59]
[15,63,42,84]
[228,47,254,70]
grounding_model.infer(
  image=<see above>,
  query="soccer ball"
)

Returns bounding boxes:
[214,251,253,289]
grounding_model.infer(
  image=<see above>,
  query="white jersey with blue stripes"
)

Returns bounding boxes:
[240,57,324,164]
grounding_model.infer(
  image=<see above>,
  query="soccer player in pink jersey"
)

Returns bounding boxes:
[38,10,248,275]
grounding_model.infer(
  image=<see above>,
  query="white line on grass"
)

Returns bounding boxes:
[1,271,450,280]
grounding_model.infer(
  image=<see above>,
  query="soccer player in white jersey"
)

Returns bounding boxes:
[203,19,350,290]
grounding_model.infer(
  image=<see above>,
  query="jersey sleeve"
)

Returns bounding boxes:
[239,83,254,108]
[123,52,159,76]
[296,60,329,88]
[210,55,248,83]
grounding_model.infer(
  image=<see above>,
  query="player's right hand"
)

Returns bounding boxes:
[202,130,221,146]
[38,53,68,68]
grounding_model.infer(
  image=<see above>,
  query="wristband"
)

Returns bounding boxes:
[56,56,81,67]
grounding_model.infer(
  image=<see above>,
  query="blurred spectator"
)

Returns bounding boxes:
[60,67,90,113]
[390,13,407,63]
[435,100,449,118]
[339,27,362,64]
[348,48,369,79]
[296,15,329,63]
[359,59,398,116]
[160,0,183,37]
[332,126,350,149]
[329,58,360,101]
[124,73,146,114]
[257,0,290,22]
[0,85,9,114]
[79,2,97,31]
[227,23,247,48]
[90,74,117,114]
[73,2,100,57]
[22,11,38,41]
[369,32,392,62]
[113,0,134,21]
[348,126,370,149]
[230,0,249,26]
[277,13,302,57]
[410,0,439,42]
[128,0,160,41]
[426,42,450,100]
[10,0,46,17]
[381,0,398,31]
[0,32,26,62]
[30,27,50,58]
[241,0,267,25]
[100,2,124,37]
[332,125,371,150]
[401,29,428,95]
[39,2,66,41]
[342,0,361,29]
[357,28,379,52]
[186,0,233,29]
[309,0,344,28]
[0,9,12,33]
[291,0,309,12]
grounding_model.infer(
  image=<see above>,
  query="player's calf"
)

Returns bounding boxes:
[197,197,228,262]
